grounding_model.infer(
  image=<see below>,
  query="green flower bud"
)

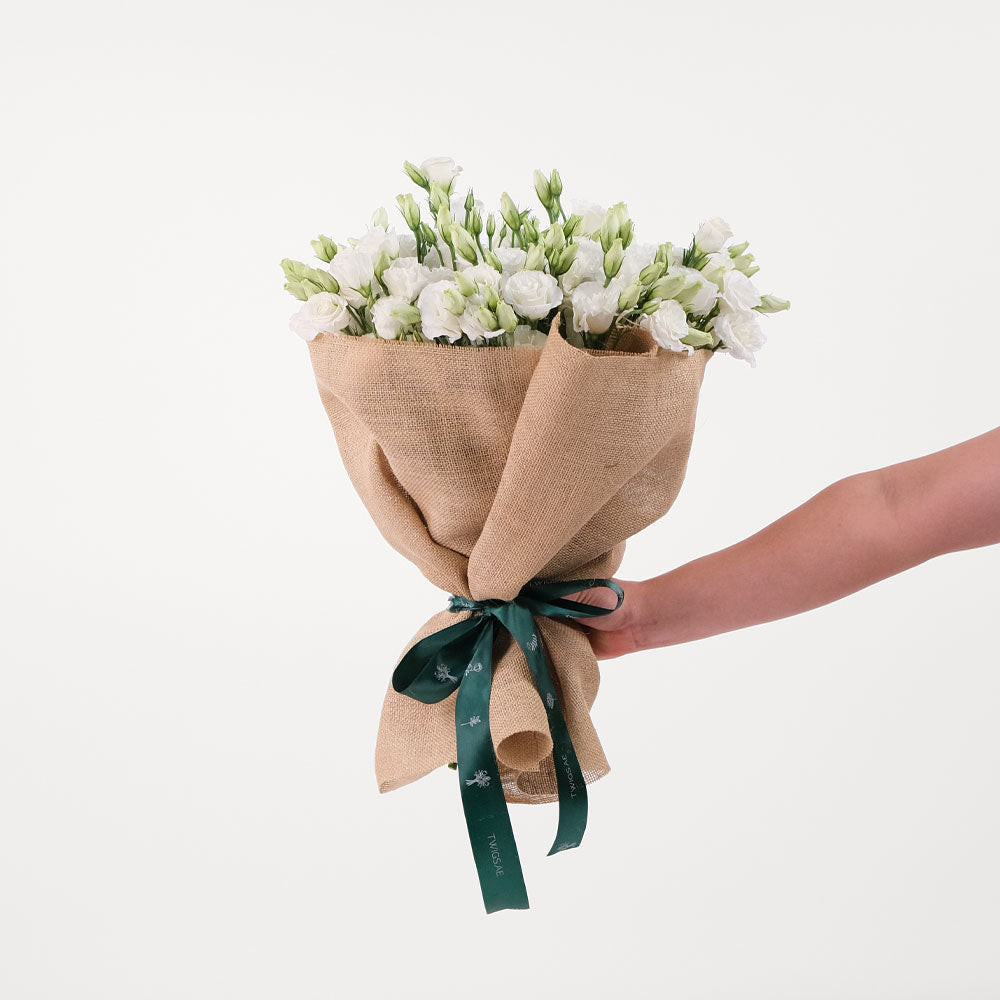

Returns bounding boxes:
[484,249,503,272]
[563,214,583,239]
[396,193,421,231]
[729,241,750,258]
[525,244,547,270]
[755,294,792,314]
[442,289,466,315]
[464,190,475,213]
[647,274,686,300]
[281,258,309,281]
[284,281,308,301]
[391,304,422,325]
[403,160,429,189]
[680,328,715,348]
[641,298,662,315]
[372,207,389,229]
[603,238,625,279]
[521,217,539,243]
[543,223,565,251]
[549,168,563,198]
[732,253,756,275]
[638,261,666,285]
[436,205,453,236]
[533,169,552,208]
[455,271,477,297]
[599,208,620,252]
[300,278,323,297]
[373,251,391,279]
[551,242,578,277]
[303,266,340,294]
[419,222,437,248]
[453,226,479,264]
[496,300,518,333]
[654,242,673,265]
[486,213,496,239]
[744,265,760,277]
[475,305,500,332]
[469,208,483,236]
[673,281,704,308]
[500,192,520,231]
[618,281,642,311]
[619,219,634,249]
[310,235,337,263]
[482,285,499,310]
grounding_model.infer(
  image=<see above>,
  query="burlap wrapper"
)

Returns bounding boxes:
[308,317,709,804]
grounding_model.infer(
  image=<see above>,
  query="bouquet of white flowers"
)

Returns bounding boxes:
[283,156,789,363]
[286,157,789,913]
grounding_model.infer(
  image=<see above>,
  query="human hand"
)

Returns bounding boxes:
[566,579,647,660]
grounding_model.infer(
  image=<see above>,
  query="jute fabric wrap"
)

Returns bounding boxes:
[307,317,709,803]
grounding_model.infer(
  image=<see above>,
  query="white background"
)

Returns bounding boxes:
[3,2,999,997]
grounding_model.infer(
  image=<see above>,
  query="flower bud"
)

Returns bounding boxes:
[429,183,451,213]
[464,190,475,213]
[524,244,547,270]
[755,294,791,314]
[403,160,429,189]
[619,219,634,249]
[436,205,453,237]
[419,222,438,248]
[599,208,620,252]
[452,226,479,264]
[281,258,308,281]
[618,281,642,311]
[455,271,477,296]
[469,208,483,236]
[744,265,760,277]
[563,213,583,239]
[680,328,714,348]
[521,217,539,243]
[372,207,389,229]
[638,261,666,285]
[500,192,521,231]
[310,235,337,263]
[732,253,756,275]
[475,305,500,332]
[603,238,625,279]
[304,266,340,294]
[496,300,518,333]
[533,169,552,208]
[373,251,391,279]
[647,274,685,300]
[729,240,750,258]
[654,242,673,265]
[442,288,466,315]
[551,242,578,277]
[549,168,563,198]
[391,304,422,325]
[482,285,499,310]
[300,278,323,297]
[396,193,421,230]
[543,223,565,251]
[486,213,496,239]
[484,249,503,272]
[640,298,661,315]
[284,281,308,301]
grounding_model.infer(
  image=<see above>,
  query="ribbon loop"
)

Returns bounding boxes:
[391,577,622,913]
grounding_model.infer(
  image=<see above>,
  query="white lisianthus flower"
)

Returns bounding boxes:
[569,200,606,236]
[640,299,692,354]
[559,237,604,292]
[502,270,563,320]
[720,269,762,313]
[289,292,352,341]
[417,280,463,342]
[396,231,418,258]
[713,308,766,366]
[570,280,619,334]
[672,265,719,316]
[462,263,502,288]
[703,251,733,274]
[329,248,375,308]
[694,217,733,253]
[425,265,455,283]
[371,295,412,340]
[496,247,527,275]
[616,243,657,286]
[513,325,548,347]
[383,257,432,301]
[355,226,400,258]
[667,245,685,267]
[421,156,461,187]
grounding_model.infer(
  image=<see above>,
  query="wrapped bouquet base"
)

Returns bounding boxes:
[309,317,709,908]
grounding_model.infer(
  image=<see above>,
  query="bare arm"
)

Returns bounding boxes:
[584,427,1000,658]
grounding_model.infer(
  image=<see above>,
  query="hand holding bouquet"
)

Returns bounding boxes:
[283,157,789,912]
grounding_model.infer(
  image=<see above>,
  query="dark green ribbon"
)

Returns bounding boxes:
[391,578,624,913]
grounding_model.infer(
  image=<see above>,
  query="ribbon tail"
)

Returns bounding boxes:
[495,604,589,859]
[455,617,529,913]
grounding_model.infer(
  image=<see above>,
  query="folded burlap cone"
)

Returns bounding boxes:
[308,316,709,803]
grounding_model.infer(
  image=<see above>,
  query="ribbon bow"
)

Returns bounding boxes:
[391,578,624,913]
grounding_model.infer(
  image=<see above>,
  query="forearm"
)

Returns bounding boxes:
[633,471,929,650]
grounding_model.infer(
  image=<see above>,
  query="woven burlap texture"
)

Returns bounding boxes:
[308,317,709,803]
